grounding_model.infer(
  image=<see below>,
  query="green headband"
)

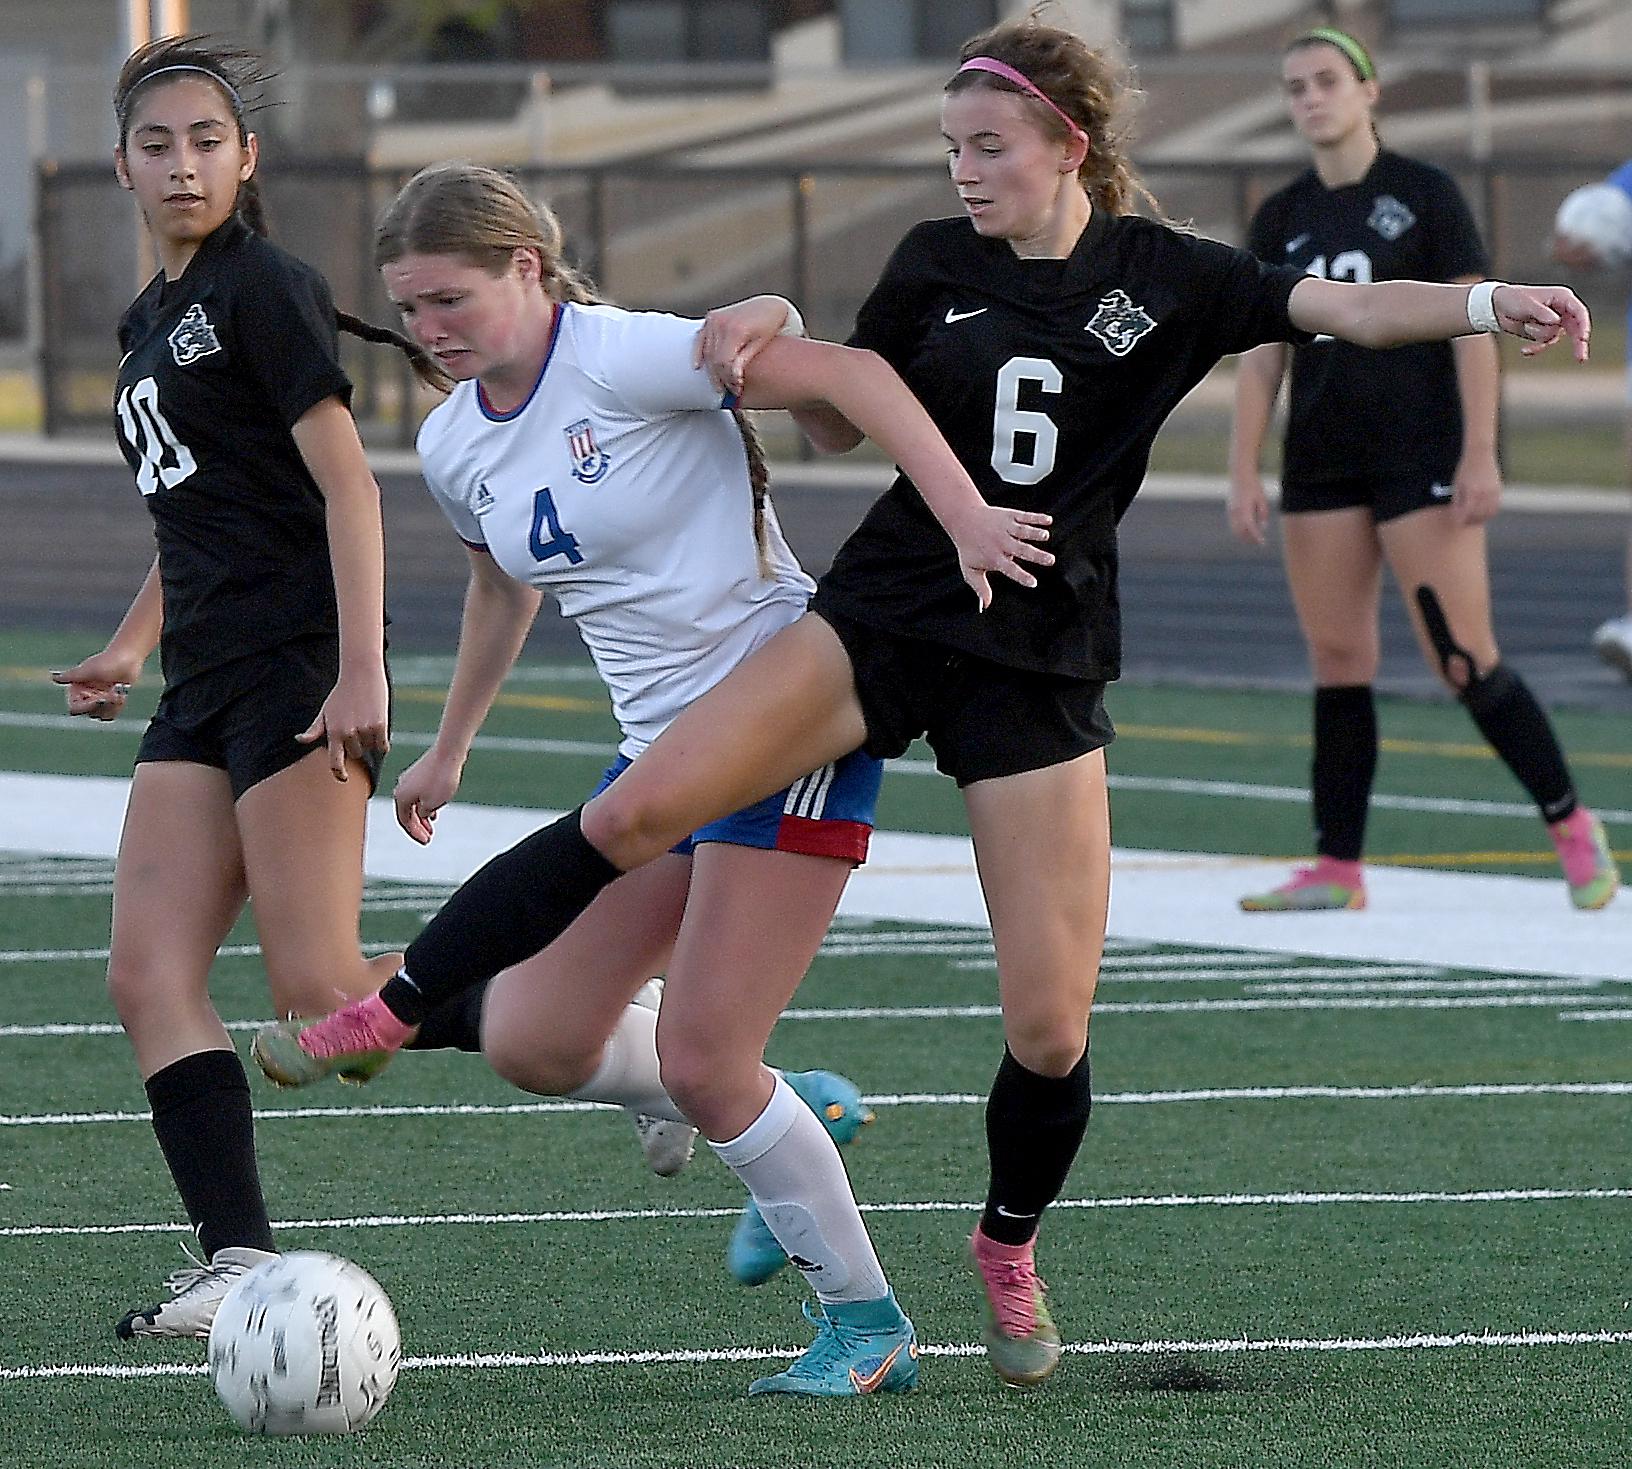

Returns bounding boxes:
[1293,27,1377,83]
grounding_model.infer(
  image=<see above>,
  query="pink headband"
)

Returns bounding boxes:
[955,56,1088,144]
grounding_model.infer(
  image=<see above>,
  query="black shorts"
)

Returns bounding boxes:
[136,636,388,801]
[810,596,1114,787]
[1280,463,1460,525]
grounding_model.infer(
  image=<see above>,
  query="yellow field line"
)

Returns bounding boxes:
[393,687,604,714]
[1118,722,1632,770]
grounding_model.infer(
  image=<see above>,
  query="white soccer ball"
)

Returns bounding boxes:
[206,1251,400,1436]
[1553,182,1632,268]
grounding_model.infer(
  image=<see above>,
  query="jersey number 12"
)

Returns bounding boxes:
[115,377,198,496]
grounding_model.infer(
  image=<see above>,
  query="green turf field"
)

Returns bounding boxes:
[1,628,1629,1468]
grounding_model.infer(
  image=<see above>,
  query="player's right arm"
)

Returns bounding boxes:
[51,554,163,719]
[394,545,541,845]
[1227,342,1287,547]
[733,336,1053,609]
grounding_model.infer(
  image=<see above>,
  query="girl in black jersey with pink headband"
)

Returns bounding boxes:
[268,11,1590,1389]
[1230,27,1617,915]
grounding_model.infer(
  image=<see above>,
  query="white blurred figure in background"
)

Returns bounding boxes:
[1552,168,1632,679]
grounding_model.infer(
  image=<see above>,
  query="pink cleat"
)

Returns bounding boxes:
[1549,808,1619,911]
[971,1225,1062,1388]
[1239,856,1365,912]
[250,993,416,1088]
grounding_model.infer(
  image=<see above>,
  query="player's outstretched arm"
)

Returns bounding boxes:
[1289,277,1591,361]
[735,336,1053,609]
[395,548,541,845]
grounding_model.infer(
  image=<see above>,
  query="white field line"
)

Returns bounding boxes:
[952,962,1436,982]
[4,711,1629,821]
[3,1328,1631,1382]
[1249,976,1628,995]
[0,989,1615,1039]
[1562,1011,1632,1022]
[7,1185,1632,1241]
[6,1080,1632,1129]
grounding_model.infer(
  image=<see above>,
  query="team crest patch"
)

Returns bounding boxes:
[1085,289,1157,357]
[565,419,610,484]
[1368,194,1417,242]
[167,303,221,366]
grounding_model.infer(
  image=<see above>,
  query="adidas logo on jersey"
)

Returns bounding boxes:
[1085,289,1157,357]
[168,304,222,367]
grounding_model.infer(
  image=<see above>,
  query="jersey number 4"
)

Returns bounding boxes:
[991,357,1061,485]
[528,486,583,566]
[115,377,198,496]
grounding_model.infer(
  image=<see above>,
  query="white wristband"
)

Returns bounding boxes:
[774,297,806,338]
[1466,280,1503,334]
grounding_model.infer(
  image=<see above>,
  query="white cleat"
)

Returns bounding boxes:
[1592,614,1632,681]
[628,978,697,1178]
[115,1244,276,1341]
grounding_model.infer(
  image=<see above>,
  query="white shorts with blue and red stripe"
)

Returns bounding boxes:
[592,747,882,865]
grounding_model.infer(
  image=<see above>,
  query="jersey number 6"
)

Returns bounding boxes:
[991,356,1061,486]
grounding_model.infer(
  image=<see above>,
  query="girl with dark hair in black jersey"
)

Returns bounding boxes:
[1228,28,1617,914]
[53,34,443,1342]
[264,11,1590,1390]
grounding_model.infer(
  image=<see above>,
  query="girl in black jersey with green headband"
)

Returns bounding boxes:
[1229,28,1617,914]
[266,11,1592,1391]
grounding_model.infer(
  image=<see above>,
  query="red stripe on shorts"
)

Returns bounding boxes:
[775,814,872,865]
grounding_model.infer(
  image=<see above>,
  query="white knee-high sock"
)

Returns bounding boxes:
[564,1000,685,1121]
[710,1073,889,1305]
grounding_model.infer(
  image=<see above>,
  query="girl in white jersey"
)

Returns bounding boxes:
[258,161,1052,1397]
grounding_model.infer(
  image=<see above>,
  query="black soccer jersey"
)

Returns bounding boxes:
[1246,150,1489,486]
[113,215,354,687]
[818,211,1309,678]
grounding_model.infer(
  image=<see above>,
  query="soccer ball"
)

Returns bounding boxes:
[206,1251,400,1436]
[1553,182,1632,268]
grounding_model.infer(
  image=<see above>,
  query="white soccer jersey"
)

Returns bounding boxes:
[418,302,813,756]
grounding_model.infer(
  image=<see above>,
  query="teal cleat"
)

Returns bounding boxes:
[728,1070,874,1287]
[748,1296,919,1397]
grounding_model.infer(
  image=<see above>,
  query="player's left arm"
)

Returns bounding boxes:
[290,396,391,780]
[1287,276,1590,361]
[1447,273,1502,526]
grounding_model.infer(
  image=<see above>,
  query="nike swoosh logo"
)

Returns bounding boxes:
[1430,482,1454,499]
[945,307,989,324]
[1285,233,1311,253]
[848,1342,905,1394]
[994,1205,1038,1219]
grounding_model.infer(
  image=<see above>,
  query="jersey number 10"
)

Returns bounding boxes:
[115,377,198,496]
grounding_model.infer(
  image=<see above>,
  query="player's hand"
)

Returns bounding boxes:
[1492,283,1591,362]
[298,667,390,782]
[393,749,464,845]
[1451,450,1502,527]
[694,295,797,396]
[948,504,1053,611]
[51,650,143,721]
[1226,473,1271,547]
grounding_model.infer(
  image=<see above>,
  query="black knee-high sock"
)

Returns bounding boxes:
[981,1046,1092,1246]
[1459,664,1577,823]
[382,808,621,1026]
[146,1050,276,1259]
[1312,685,1377,862]
[403,981,489,1053]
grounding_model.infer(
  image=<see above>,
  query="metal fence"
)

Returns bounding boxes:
[38,152,1632,442]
